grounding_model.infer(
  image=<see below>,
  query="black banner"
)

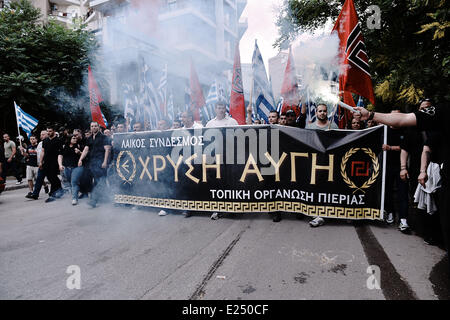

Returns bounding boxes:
[111,125,385,220]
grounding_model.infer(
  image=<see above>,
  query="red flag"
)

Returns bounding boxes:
[333,0,375,104]
[229,43,246,125]
[88,65,107,128]
[280,47,300,117]
[189,60,205,122]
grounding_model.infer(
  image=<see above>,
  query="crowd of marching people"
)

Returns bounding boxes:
[0,98,446,250]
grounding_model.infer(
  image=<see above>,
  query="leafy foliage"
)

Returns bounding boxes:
[276,0,450,111]
[0,0,97,136]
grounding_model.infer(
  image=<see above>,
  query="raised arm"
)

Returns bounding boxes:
[355,107,417,127]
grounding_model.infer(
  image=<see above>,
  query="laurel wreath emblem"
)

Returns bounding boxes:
[116,151,137,184]
[341,148,379,193]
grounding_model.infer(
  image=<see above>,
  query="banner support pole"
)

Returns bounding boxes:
[380,124,387,219]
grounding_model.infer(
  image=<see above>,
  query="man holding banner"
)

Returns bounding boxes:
[355,103,450,278]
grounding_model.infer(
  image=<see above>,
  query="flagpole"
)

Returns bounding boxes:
[328,102,339,130]
[13,101,22,142]
[247,75,254,124]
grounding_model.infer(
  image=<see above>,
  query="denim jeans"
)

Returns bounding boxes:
[64,166,84,200]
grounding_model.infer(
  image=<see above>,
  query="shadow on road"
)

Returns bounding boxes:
[430,255,450,300]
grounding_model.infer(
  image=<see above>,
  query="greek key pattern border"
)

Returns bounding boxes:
[114,194,381,220]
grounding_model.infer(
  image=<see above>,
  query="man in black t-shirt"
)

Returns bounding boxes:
[356,103,450,279]
[383,113,410,233]
[79,122,111,208]
[38,125,63,202]
[21,135,39,194]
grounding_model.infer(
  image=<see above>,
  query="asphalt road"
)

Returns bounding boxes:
[0,188,448,300]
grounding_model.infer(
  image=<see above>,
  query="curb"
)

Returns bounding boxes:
[5,184,29,192]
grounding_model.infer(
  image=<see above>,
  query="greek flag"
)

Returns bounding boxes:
[141,61,161,129]
[252,41,275,123]
[167,92,174,121]
[158,64,167,116]
[14,102,38,137]
[202,80,218,121]
[101,111,108,128]
[276,97,284,114]
[357,96,365,108]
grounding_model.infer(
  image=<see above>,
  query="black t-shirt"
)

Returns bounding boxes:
[26,145,38,167]
[400,128,428,173]
[59,144,81,168]
[42,137,62,166]
[386,127,405,169]
[415,104,448,178]
[86,132,111,165]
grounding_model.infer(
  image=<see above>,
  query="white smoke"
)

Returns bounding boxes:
[291,33,342,106]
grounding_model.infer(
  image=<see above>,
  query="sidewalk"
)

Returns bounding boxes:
[4,177,29,192]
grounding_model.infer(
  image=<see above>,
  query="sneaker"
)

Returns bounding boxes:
[210,212,223,220]
[272,212,282,223]
[398,219,410,233]
[26,192,33,197]
[45,197,56,203]
[183,211,192,218]
[25,193,38,200]
[72,199,78,206]
[424,237,437,246]
[44,186,49,194]
[158,210,167,216]
[16,181,23,185]
[385,212,394,224]
[309,217,325,228]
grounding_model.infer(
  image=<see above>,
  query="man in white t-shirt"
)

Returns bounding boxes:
[206,101,238,128]
[205,101,238,220]
[182,110,203,129]
[305,104,338,227]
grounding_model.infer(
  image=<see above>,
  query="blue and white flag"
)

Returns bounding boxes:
[14,101,38,137]
[202,80,218,121]
[276,97,284,114]
[305,90,317,124]
[140,61,161,129]
[158,64,168,116]
[357,96,365,108]
[167,92,174,122]
[101,111,108,128]
[123,83,136,119]
[252,41,275,123]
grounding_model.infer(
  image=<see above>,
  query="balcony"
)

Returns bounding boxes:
[237,0,247,17]
[238,17,248,38]
[224,0,236,10]
[51,0,81,5]
[89,0,127,13]
[48,10,77,25]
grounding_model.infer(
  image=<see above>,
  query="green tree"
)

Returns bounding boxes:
[0,0,97,136]
[276,0,450,111]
